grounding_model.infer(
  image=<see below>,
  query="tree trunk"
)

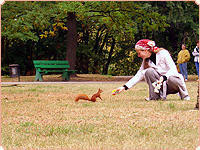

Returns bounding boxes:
[65,12,77,70]
[2,37,5,63]
[2,38,9,65]
[169,24,178,51]
[91,25,106,74]
[81,27,90,73]
[99,32,108,55]
[103,37,115,75]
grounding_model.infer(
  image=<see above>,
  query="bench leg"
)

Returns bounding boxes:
[62,72,70,81]
[35,71,43,81]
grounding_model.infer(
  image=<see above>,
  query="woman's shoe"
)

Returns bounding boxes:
[183,96,190,100]
[145,97,150,101]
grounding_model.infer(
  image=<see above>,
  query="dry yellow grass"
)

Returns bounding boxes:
[1,79,199,149]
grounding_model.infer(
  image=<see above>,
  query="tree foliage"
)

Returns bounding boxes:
[2,2,60,41]
[1,1,199,76]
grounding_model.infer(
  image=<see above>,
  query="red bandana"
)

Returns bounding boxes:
[135,39,159,53]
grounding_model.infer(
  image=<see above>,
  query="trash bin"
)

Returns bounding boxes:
[9,64,20,81]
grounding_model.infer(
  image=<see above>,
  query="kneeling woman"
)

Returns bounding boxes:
[113,39,190,101]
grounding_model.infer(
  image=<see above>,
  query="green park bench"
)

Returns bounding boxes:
[33,60,76,81]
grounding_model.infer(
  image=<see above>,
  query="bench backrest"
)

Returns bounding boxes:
[33,60,70,69]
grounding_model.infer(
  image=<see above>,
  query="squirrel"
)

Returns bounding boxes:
[75,88,103,102]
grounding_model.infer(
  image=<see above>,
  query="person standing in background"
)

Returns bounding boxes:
[177,44,190,81]
[192,40,199,80]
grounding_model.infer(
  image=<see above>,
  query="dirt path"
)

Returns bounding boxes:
[1,81,126,85]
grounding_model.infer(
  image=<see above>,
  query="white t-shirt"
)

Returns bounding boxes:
[125,49,185,89]
[192,46,199,63]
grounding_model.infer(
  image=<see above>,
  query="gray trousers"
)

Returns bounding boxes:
[144,68,189,100]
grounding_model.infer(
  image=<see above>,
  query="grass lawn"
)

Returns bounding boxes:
[1,76,199,149]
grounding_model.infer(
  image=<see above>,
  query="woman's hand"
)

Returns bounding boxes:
[112,87,125,95]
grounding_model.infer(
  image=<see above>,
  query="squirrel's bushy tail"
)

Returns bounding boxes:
[75,97,80,102]
[75,94,90,102]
